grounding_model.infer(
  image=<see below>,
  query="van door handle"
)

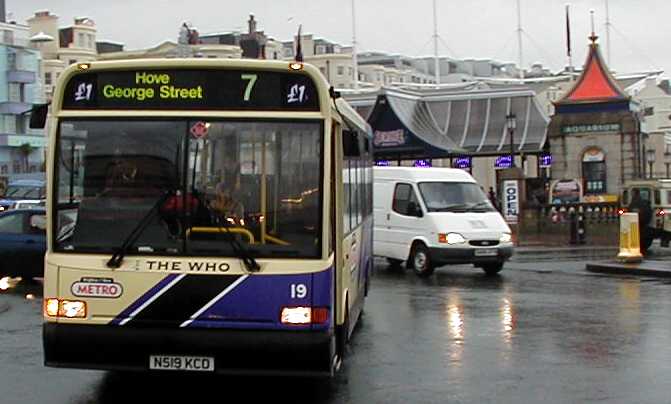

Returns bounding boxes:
[386,213,390,220]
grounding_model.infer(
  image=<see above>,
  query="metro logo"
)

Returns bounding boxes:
[71,281,123,298]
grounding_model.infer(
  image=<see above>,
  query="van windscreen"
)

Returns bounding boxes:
[418,182,495,213]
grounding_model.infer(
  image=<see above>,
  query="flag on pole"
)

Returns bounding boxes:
[295,24,303,62]
[565,4,572,58]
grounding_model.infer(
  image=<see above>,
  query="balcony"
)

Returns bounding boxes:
[0,102,31,115]
[7,70,36,84]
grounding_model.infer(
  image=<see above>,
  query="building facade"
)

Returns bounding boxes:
[0,20,44,175]
[547,35,643,200]
[27,11,98,102]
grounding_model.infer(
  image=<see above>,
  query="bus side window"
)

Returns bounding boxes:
[343,130,361,230]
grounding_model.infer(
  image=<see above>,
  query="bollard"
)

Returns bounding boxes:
[569,208,577,245]
[578,206,586,244]
[617,213,643,263]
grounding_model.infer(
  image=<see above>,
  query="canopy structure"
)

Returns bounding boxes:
[366,87,549,159]
[554,35,630,114]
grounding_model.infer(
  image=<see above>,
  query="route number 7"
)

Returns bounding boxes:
[241,74,258,101]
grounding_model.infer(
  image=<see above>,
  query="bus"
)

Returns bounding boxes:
[36,59,373,377]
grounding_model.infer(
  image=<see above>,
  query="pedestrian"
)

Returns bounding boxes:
[488,186,500,211]
[628,188,653,254]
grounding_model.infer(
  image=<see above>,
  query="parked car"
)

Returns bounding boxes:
[0,178,46,212]
[0,208,47,280]
[373,167,513,277]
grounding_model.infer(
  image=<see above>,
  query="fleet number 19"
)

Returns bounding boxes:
[290,284,307,298]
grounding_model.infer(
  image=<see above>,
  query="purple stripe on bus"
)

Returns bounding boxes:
[109,273,180,325]
[186,267,333,331]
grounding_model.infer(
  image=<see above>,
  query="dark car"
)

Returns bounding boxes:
[0,178,46,212]
[0,208,46,280]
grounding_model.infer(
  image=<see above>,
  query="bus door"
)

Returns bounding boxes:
[341,128,363,325]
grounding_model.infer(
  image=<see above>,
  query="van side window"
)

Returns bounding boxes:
[393,183,419,216]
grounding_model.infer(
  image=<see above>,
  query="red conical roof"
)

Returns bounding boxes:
[557,39,628,104]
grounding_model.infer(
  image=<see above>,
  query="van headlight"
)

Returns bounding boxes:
[500,233,512,243]
[438,233,466,244]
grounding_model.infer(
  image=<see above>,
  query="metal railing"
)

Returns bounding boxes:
[518,202,620,246]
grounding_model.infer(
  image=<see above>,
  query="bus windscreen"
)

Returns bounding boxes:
[61,69,320,111]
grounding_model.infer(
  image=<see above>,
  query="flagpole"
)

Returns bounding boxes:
[433,0,440,85]
[352,0,359,91]
[605,0,612,66]
[516,0,524,80]
[565,4,573,78]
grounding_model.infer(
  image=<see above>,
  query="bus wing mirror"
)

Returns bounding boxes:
[29,104,49,129]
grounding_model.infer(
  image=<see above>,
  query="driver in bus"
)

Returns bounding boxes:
[210,180,244,226]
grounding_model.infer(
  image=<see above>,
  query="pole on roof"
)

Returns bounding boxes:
[516,0,524,80]
[433,0,440,85]
[605,0,612,66]
[352,0,359,91]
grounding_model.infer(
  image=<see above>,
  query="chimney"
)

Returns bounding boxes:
[0,0,5,23]
[248,14,257,34]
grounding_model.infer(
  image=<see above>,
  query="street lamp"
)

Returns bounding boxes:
[647,148,656,178]
[506,113,517,168]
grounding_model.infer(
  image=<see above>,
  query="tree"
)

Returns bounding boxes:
[18,143,34,173]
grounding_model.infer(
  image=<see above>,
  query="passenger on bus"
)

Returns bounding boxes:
[210,180,244,226]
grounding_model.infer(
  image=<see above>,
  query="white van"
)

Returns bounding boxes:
[373,167,513,276]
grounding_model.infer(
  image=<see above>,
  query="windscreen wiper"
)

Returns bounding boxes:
[106,190,175,268]
[468,201,495,210]
[212,216,261,273]
[433,204,469,212]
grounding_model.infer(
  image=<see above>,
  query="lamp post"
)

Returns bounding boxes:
[506,113,517,168]
[647,148,656,178]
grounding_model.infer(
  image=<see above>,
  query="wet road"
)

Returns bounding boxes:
[2,261,671,403]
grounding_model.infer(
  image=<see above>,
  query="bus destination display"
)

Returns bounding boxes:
[62,69,320,111]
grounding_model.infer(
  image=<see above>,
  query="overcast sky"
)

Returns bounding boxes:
[8,0,670,76]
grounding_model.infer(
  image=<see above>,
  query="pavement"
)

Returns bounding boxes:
[586,259,671,277]
[510,241,671,278]
[575,240,671,278]
[511,244,619,263]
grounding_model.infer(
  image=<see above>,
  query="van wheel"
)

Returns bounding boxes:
[410,243,434,277]
[482,263,504,276]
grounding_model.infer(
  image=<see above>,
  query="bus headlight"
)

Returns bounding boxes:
[61,300,87,318]
[281,307,311,324]
[280,307,329,325]
[44,298,87,318]
[500,233,512,243]
[45,298,60,317]
[439,233,466,244]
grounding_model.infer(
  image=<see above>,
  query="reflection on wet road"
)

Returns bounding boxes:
[2,262,671,403]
